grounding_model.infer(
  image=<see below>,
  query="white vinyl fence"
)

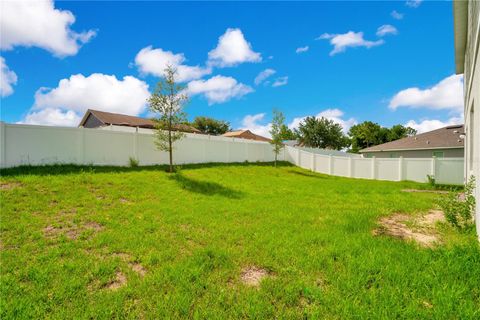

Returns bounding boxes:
[285,146,464,185]
[0,122,464,185]
[0,122,277,168]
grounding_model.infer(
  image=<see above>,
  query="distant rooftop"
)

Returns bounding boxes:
[359,125,465,153]
[79,109,201,133]
[222,129,271,142]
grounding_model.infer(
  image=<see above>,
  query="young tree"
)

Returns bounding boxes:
[192,116,231,135]
[148,65,189,173]
[295,116,350,150]
[269,109,286,167]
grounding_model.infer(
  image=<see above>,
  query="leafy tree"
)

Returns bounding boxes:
[295,116,350,150]
[278,124,297,140]
[348,121,417,153]
[148,65,188,173]
[192,116,231,135]
[387,124,417,141]
[269,109,286,167]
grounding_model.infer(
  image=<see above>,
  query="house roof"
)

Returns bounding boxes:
[79,109,201,133]
[359,125,465,153]
[222,129,271,142]
[453,1,468,74]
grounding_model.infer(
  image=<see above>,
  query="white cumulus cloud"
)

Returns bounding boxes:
[317,31,384,56]
[1,0,96,57]
[391,10,404,20]
[240,113,271,138]
[186,75,253,104]
[406,0,422,8]
[24,73,150,127]
[272,76,288,87]
[289,108,356,134]
[18,108,81,127]
[0,57,18,97]
[376,25,398,37]
[296,46,309,54]
[389,74,464,111]
[405,114,464,133]
[254,68,276,85]
[208,28,261,67]
[134,46,211,82]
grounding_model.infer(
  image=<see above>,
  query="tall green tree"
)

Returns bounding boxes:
[269,109,286,167]
[148,65,189,173]
[295,116,350,150]
[348,121,417,153]
[192,116,231,135]
[278,124,297,140]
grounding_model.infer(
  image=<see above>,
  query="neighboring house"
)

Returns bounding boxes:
[283,140,300,147]
[359,125,464,159]
[454,0,480,237]
[78,109,201,133]
[222,130,271,142]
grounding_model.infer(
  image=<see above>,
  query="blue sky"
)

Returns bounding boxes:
[0,0,464,136]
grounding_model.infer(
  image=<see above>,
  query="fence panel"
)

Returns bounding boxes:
[332,156,349,177]
[376,159,400,181]
[435,158,464,185]
[314,154,330,174]
[352,158,372,179]
[404,159,432,183]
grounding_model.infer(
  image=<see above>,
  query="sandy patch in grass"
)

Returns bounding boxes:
[43,221,104,240]
[105,271,127,290]
[373,210,445,247]
[241,266,271,287]
[402,189,449,194]
[0,181,22,190]
[111,252,147,276]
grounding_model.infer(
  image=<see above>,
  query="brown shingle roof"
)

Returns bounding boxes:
[79,109,201,133]
[359,125,464,153]
[222,130,271,142]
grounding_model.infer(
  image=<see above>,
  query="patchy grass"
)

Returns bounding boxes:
[1,162,479,319]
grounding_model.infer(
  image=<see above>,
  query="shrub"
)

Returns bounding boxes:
[427,174,436,187]
[129,157,139,168]
[438,175,476,230]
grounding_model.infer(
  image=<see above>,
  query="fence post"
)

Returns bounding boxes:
[227,139,231,163]
[133,127,139,162]
[371,156,376,179]
[328,154,333,175]
[311,152,315,172]
[297,148,301,165]
[348,157,353,177]
[0,122,6,168]
[431,156,436,177]
[398,156,404,181]
[77,126,85,165]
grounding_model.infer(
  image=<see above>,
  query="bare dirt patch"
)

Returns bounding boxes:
[130,263,147,276]
[402,189,449,194]
[119,198,131,204]
[111,252,147,276]
[373,210,445,247]
[0,181,22,190]
[240,266,271,287]
[105,271,127,290]
[43,221,103,241]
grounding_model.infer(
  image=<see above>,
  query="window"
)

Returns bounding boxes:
[433,151,444,158]
[389,153,398,158]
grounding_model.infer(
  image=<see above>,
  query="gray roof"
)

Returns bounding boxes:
[359,125,464,153]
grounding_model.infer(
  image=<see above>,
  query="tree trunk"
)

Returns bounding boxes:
[168,115,173,173]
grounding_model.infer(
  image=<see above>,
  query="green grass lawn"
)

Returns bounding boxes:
[1,162,479,319]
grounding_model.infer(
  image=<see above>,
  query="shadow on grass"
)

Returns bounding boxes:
[0,161,293,177]
[169,172,243,199]
[287,169,328,179]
